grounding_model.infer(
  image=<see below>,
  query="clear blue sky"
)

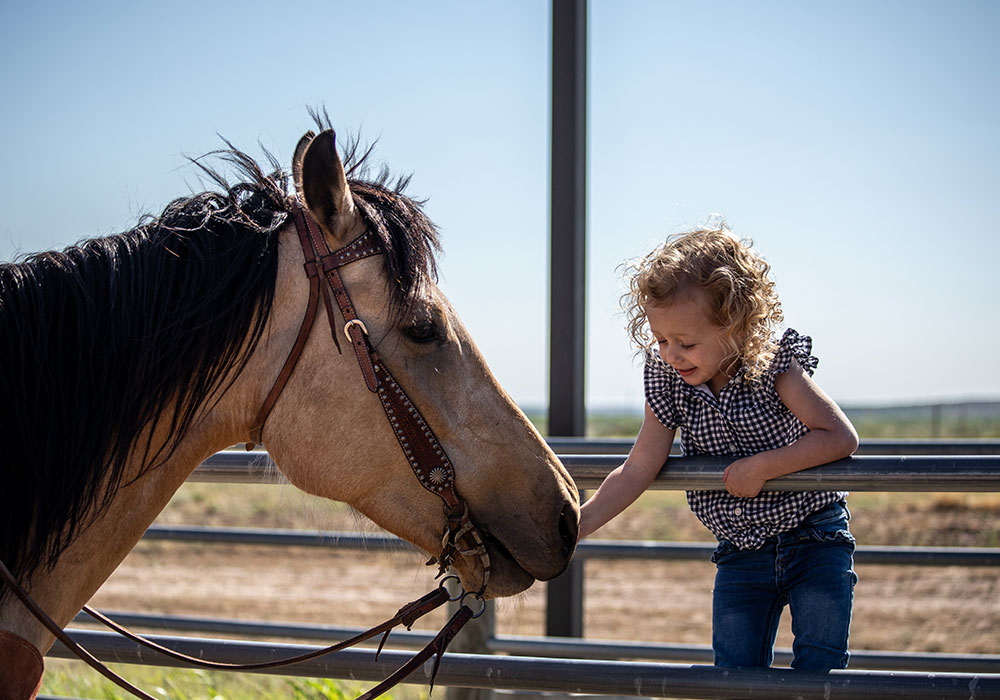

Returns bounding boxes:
[2,1,997,412]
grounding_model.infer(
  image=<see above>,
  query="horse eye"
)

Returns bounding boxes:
[404,320,440,344]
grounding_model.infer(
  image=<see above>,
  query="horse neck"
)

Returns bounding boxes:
[0,223,304,654]
[0,397,238,655]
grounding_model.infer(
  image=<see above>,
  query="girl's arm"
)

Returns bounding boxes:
[579,402,676,538]
[723,358,860,498]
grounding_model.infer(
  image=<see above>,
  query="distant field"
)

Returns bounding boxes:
[531,400,1000,439]
[844,401,1000,439]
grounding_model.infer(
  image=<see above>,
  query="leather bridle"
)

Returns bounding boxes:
[250,199,491,589]
[0,199,493,700]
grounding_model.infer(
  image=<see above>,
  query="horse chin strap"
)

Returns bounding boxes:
[0,199,492,700]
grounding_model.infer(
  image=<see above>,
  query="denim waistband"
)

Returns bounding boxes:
[713,499,852,561]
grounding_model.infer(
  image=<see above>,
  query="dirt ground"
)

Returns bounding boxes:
[89,543,999,658]
[82,484,1000,661]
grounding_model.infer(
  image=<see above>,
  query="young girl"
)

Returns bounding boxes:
[579,225,860,670]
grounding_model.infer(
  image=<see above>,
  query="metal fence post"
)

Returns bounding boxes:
[547,0,588,638]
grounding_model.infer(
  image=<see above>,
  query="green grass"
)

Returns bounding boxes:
[41,660,427,700]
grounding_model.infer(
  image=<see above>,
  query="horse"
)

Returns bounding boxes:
[0,123,579,697]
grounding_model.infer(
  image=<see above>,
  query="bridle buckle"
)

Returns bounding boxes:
[344,318,368,340]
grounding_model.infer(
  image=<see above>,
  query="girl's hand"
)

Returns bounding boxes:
[578,403,676,539]
[723,456,767,498]
[719,359,859,499]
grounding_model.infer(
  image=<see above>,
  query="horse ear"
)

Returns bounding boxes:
[291,130,316,201]
[299,130,356,241]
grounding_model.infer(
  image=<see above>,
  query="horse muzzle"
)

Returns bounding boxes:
[454,498,579,599]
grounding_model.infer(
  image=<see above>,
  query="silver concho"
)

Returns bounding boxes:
[428,466,448,486]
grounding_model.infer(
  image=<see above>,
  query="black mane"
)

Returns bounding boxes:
[0,133,440,592]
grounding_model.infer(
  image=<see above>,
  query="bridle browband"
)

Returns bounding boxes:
[0,198,492,700]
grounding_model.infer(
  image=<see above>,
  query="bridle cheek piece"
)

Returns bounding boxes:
[0,199,492,700]
[250,199,491,593]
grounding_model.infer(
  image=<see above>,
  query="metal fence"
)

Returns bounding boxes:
[48,631,1000,700]
[192,444,1000,492]
[51,439,1000,699]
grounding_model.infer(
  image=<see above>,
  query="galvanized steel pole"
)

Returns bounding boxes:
[139,524,1000,566]
[192,450,1000,492]
[547,0,588,639]
[565,454,1000,491]
[51,631,1000,699]
[548,0,587,439]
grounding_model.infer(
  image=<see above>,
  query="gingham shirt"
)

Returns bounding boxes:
[644,328,847,551]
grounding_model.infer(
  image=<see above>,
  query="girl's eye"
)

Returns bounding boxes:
[680,343,695,350]
[404,320,441,344]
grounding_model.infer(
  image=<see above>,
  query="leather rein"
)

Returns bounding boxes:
[0,199,491,700]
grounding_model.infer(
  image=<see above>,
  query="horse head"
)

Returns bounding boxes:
[245,130,580,597]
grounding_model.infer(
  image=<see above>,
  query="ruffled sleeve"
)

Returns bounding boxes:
[643,348,683,429]
[755,329,819,407]
[772,328,818,377]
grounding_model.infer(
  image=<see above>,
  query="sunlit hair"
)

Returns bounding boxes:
[622,223,783,382]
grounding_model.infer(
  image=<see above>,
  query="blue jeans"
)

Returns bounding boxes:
[711,501,857,670]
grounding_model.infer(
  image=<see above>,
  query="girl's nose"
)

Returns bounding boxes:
[663,344,682,365]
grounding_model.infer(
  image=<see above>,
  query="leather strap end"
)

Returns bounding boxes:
[0,630,43,700]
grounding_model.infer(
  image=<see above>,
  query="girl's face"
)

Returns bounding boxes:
[646,294,735,396]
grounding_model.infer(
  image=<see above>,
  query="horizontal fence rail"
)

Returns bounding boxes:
[564,454,1000,491]
[545,437,1000,456]
[193,449,1000,491]
[50,630,1000,700]
[69,610,1000,674]
[141,524,1000,567]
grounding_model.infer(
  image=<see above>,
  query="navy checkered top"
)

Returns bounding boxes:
[644,328,847,550]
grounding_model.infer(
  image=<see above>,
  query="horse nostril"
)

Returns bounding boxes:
[558,503,579,557]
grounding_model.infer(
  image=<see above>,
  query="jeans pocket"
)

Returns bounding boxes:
[802,524,855,550]
[804,501,850,526]
[711,539,738,563]
[798,502,855,547]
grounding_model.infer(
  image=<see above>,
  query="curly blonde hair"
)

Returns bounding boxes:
[622,224,783,382]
